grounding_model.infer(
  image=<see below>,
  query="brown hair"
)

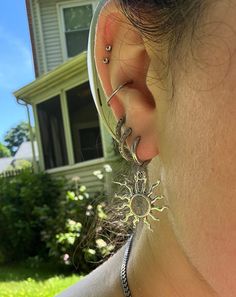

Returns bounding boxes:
[118,0,206,63]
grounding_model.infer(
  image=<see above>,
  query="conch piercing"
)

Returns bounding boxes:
[114,116,167,231]
[107,81,133,106]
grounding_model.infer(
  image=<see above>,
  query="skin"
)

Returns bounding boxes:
[57,1,236,296]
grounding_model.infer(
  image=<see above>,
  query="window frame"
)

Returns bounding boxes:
[57,0,96,60]
[66,82,104,163]
[36,94,69,170]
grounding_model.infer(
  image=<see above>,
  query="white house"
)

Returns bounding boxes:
[13,0,119,193]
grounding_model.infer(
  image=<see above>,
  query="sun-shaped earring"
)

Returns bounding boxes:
[114,116,168,231]
[114,169,167,230]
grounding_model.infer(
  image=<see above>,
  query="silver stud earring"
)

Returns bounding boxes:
[113,116,168,231]
[103,57,109,64]
[105,45,112,52]
[103,45,112,64]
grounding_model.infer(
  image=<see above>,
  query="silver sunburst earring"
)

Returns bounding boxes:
[114,116,167,231]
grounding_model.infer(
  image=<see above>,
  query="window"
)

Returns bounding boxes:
[67,83,103,163]
[61,4,93,58]
[37,96,68,169]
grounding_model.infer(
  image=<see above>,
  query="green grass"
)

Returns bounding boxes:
[0,263,83,297]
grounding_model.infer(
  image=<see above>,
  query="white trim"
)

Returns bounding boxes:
[32,104,45,170]
[46,157,105,174]
[34,91,61,105]
[57,0,97,61]
[63,77,88,93]
[32,77,89,105]
[60,89,75,166]
[14,52,88,101]
[36,0,48,73]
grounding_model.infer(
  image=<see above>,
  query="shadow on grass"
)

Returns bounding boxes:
[0,262,79,282]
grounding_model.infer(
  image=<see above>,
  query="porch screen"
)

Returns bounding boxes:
[37,96,68,169]
[66,82,103,163]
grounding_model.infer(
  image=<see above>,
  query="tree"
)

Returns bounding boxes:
[4,122,34,155]
[0,142,11,158]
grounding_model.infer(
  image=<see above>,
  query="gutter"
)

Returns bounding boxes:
[16,98,38,173]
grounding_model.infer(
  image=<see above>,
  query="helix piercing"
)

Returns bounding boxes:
[107,80,133,106]
[105,45,112,52]
[103,57,109,64]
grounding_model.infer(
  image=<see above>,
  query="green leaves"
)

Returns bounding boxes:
[4,121,34,155]
[0,142,11,157]
[0,164,116,274]
[0,170,65,263]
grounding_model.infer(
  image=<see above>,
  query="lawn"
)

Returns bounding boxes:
[0,263,83,297]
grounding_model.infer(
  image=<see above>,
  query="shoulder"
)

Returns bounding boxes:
[55,245,125,297]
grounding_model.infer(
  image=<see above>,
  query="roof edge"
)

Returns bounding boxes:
[13,52,88,102]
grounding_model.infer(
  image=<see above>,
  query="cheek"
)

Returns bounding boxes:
[157,65,236,294]
[159,15,236,241]
[159,76,236,259]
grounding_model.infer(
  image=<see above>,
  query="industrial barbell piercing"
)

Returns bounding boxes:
[105,45,112,52]
[103,57,110,64]
[107,80,133,106]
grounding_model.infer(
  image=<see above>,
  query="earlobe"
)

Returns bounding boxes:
[94,0,160,162]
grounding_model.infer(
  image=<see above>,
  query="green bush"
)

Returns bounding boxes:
[42,174,115,273]
[0,165,116,273]
[0,170,65,263]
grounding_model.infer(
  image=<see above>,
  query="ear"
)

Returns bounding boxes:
[94,0,160,162]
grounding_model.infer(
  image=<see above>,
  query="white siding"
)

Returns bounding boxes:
[30,0,98,76]
[49,158,119,195]
[30,0,46,75]
[40,0,64,72]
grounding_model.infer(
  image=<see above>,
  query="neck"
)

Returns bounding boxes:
[127,214,219,297]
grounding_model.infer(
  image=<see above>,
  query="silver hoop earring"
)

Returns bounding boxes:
[107,81,133,106]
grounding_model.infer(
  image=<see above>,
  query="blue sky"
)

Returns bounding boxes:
[0,1,35,142]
